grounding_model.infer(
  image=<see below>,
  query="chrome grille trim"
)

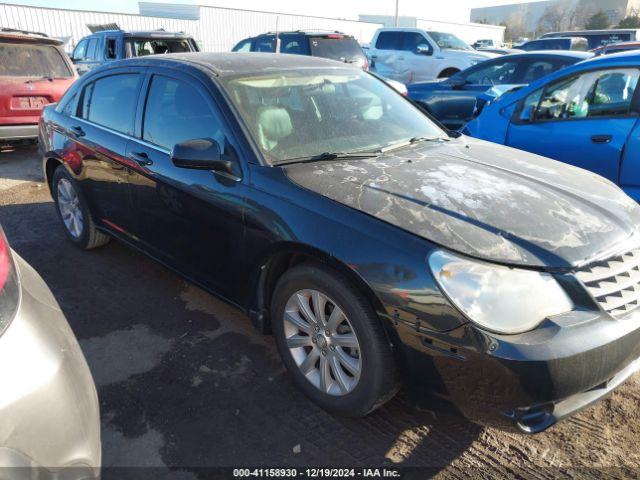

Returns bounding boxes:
[576,248,640,317]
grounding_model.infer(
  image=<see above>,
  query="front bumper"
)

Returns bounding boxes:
[0,125,39,141]
[399,308,640,433]
[0,253,100,476]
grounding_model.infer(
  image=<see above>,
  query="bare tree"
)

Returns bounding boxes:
[537,2,572,33]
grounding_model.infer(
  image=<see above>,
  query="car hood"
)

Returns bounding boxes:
[407,79,449,95]
[283,137,640,269]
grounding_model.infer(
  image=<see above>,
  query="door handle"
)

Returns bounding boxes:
[70,126,85,138]
[370,55,378,59]
[128,151,153,166]
[591,134,612,144]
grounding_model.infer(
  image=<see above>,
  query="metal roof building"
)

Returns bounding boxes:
[0,2,382,52]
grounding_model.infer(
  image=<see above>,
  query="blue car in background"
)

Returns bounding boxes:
[407,51,592,130]
[465,51,640,201]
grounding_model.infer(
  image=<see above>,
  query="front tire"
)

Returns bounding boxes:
[271,263,399,416]
[52,167,110,250]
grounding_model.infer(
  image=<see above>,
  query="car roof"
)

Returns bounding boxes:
[254,30,352,37]
[105,52,354,77]
[501,50,593,60]
[89,30,192,38]
[0,28,63,45]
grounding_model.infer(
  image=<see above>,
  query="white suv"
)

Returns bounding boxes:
[368,28,496,83]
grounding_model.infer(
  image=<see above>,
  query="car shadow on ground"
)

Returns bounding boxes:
[0,196,482,475]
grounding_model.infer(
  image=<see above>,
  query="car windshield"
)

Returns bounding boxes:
[427,32,472,51]
[126,38,194,56]
[0,42,72,78]
[221,68,445,164]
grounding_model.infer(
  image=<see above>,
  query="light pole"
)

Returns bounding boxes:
[394,0,399,26]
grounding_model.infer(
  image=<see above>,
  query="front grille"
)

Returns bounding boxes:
[576,247,640,317]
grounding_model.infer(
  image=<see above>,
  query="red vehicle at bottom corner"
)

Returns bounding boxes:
[0,28,77,147]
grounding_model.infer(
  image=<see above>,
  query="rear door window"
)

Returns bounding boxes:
[253,36,275,52]
[142,75,225,151]
[280,34,310,55]
[81,73,140,134]
[309,36,365,61]
[520,60,557,83]
[0,42,72,77]
[375,31,402,50]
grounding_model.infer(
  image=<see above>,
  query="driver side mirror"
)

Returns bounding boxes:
[416,44,431,56]
[448,76,466,88]
[171,138,233,174]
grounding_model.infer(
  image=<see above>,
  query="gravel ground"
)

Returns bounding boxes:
[1,145,639,479]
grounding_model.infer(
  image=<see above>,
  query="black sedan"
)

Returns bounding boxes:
[407,51,593,130]
[39,52,640,433]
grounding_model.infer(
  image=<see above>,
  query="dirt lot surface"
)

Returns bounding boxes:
[1,146,640,479]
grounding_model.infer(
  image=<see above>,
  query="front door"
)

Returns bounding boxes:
[126,71,247,300]
[506,67,640,183]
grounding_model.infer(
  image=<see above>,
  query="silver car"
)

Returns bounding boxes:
[0,226,100,478]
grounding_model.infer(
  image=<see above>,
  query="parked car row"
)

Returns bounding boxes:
[3,24,640,477]
[34,49,640,435]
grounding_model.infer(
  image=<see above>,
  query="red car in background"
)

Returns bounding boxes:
[0,28,76,147]
[592,41,640,56]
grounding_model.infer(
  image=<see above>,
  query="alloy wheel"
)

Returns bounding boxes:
[283,289,362,396]
[56,178,84,239]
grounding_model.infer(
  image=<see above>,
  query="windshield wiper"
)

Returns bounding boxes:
[277,150,381,165]
[379,136,449,153]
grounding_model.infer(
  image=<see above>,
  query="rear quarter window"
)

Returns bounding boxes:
[0,42,72,78]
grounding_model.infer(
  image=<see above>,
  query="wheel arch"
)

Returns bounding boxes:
[248,242,386,335]
[438,67,460,78]
[44,156,63,193]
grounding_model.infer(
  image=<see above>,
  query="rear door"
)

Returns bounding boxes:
[64,68,144,235]
[506,67,640,183]
[125,70,246,297]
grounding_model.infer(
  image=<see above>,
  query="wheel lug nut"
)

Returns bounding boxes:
[314,325,320,332]
[325,330,331,336]
[312,337,317,344]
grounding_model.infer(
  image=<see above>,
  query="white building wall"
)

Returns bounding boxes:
[0,2,381,52]
[416,18,505,44]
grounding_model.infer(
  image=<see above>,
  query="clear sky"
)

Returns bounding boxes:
[3,0,540,23]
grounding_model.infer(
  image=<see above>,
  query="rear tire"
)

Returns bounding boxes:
[271,263,399,416]
[52,167,110,250]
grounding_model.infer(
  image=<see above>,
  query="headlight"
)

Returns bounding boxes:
[428,250,573,334]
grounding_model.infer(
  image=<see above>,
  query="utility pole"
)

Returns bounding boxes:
[394,0,399,26]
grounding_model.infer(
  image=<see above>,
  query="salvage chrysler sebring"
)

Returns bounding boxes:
[39,53,640,433]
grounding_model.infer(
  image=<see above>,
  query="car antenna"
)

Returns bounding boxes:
[275,16,281,53]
